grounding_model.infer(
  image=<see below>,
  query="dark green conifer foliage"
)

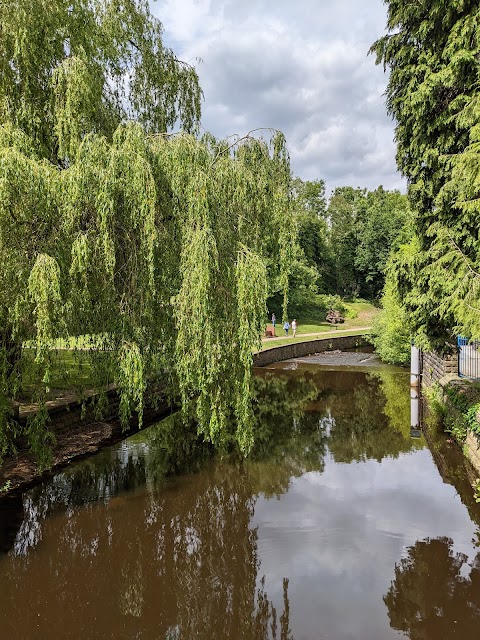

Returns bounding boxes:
[371,0,480,341]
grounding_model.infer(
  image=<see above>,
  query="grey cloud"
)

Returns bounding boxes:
[152,0,406,193]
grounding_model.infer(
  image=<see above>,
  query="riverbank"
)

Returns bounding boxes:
[424,377,480,478]
[0,333,370,498]
[0,385,178,497]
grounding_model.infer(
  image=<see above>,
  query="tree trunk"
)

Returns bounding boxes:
[0,326,22,402]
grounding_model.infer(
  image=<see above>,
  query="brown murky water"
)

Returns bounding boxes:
[1,361,480,639]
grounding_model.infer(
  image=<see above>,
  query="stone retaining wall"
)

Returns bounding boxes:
[465,431,480,475]
[425,373,480,477]
[16,383,174,446]
[253,335,368,367]
[421,350,457,387]
[1,385,178,496]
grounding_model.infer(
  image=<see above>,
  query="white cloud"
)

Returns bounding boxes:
[150,0,406,194]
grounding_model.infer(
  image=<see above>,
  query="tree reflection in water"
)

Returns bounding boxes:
[384,537,480,639]
[1,373,318,640]
[325,369,422,463]
[0,367,421,639]
[3,453,297,639]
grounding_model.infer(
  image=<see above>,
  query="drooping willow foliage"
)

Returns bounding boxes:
[0,0,202,163]
[0,0,295,463]
[0,123,295,461]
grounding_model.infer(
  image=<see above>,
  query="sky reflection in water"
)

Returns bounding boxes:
[0,363,479,640]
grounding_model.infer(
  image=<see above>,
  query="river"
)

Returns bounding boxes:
[1,357,479,639]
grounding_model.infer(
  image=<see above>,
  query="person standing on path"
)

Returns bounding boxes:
[283,320,290,336]
[292,319,297,337]
[272,313,276,335]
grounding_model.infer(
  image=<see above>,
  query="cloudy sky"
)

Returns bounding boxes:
[150,0,405,196]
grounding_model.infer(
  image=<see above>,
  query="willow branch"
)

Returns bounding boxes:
[211,128,280,166]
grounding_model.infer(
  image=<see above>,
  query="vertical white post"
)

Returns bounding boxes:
[410,386,422,436]
[410,387,419,428]
[410,344,420,387]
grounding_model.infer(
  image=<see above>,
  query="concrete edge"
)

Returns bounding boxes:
[253,334,369,367]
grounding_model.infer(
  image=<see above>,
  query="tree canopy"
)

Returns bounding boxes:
[327,186,411,300]
[0,1,294,463]
[0,123,294,461]
[371,0,480,343]
[0,0,202,163]
[292,177,334,294]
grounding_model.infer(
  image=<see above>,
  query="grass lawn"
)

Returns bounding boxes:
[267,300,379,337]
[16,301,379,402]
[19,348,97,404]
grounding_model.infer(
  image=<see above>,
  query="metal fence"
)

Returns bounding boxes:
[457,336,480,380]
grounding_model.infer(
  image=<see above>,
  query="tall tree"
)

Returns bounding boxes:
[292,177,335,293]
[0,3,294,462]
[291,177,327,218]
[327,186,365,297]
[354,187,411,300]
[0,125,294,462]
[371,0,480,342]
[290,177,335,293]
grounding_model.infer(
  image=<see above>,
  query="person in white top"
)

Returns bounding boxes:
[292,319,298,337]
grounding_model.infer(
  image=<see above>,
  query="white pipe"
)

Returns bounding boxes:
[410,387,420,428]
[410,344,420,387]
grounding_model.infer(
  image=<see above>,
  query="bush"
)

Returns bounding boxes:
[321,295,346,315]
[372,273,411,365]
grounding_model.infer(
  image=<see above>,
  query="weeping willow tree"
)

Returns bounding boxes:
[0,0,202,162]
[0,1,294,463]
[0,124,294,462]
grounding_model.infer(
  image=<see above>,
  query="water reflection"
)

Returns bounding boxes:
[2,457,295,639]
[0,495,23,553]
[1,366,478,639]
[1,373,320,639]
[385,537,480,638]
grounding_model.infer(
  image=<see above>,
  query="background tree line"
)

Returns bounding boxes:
[267,177,412,322]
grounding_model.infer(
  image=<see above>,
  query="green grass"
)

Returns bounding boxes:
[24,334,112,351]
[270,301,379,335]
[261,300,378,351]
[19,348,96,403]
[345,298,376,311]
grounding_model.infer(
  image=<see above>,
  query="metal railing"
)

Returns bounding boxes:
[457,336,480,380]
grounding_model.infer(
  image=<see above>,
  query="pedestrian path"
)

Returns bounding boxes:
[261,326,372,343]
